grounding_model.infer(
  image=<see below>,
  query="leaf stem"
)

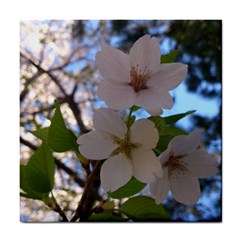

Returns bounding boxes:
[126,106,134,129]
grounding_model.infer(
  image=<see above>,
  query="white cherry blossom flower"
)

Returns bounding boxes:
[150,130,218,205]
[96,34,188,115]
[77,108,162,192]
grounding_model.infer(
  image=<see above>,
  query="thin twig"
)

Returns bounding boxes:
[20,71,43,101]
[20,50,89,133]
[50,191,69,222]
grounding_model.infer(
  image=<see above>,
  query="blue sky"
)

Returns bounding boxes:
[165,82,219,130]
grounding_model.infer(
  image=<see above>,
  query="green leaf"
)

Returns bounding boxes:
[48,100,78,152]
[88,211,125,222]
[149,116,187,153]
[31,127,49,142]
[127,115,136,128]
[26,142,55,193]
[149,116,166,133]
[102,201,115,210]
[161,49,179,63]
[119,196,169,221]
[156,126,187,152]
[163,110,196,125]
[109,177,146,199]
[20,165,46,200]
[131,105,140,112]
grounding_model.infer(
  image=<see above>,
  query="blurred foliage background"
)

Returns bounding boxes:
[20,20,221,222]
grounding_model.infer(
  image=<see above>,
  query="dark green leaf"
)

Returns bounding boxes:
[149,116,166,133]
[157,127,186,152]
[102,201,115,210]
[88,211,125,222]
[163,110,196,125]
[26,142,55,193]
[48,100,78,152]
[20,165,46,200]
[31,127,49,142]
[149,116,186,153]
[109,177,146,199]
[131,105,140,112]
[127,115,136,128]
[119,196,169,221]
[161,49,179,63]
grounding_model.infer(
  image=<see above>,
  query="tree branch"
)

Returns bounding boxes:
[20,51,88,133]
[70,160,102,222]
[49,191,69,222]
[20,71,43,101]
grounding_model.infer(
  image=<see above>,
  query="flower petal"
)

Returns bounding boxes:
[100,153,133,192]
[169,173,201,205]
[130,119,159,150]
[93,108,127,139]
[150,167,169,204]
[148,63,188,91]
[97,81,136,110]
[96,44,131,84]
[132,148,162,183]
[182,149,218,178]
[129,34,160,71]
[158,149,170,165]
[134,88,173,116]
[145,105,163,116]
[78,131,117,160]
[169,129,202,156]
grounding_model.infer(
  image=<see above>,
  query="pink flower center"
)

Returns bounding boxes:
[163,154,188,178]
[130,64,150,92]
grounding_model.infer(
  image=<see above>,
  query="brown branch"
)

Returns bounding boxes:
[20,136,37,151]
[49,53,83,72]
[20,72,43,101]
[55,159,84,187]
[70,161,102,222]
[66,94,89,133]
[20,51,88,133]
[48,191,69,222]
[22,52,67,96]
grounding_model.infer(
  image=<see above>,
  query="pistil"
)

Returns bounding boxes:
[164,154,188,178]
[130,64,150,92]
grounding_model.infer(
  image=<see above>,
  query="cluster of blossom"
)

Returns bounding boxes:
[77,35,218,205]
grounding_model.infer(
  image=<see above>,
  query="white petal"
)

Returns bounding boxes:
[148,63,188,91]
[153,90,173,109]
[182,149,218,178]
[100,153,133,192]
[169,173,201,205]
[78,131,117,160]
[150,167,169,204]
[134,88,173,116]
[129,34,160,71]
[96,44,131,84]
[97,81,136,110]
[158,149,170,165]
[132,148,162,183]
[130,119,159,149]
[93,108,127,139]
[169,129,202,156]
[145,105,163,116]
